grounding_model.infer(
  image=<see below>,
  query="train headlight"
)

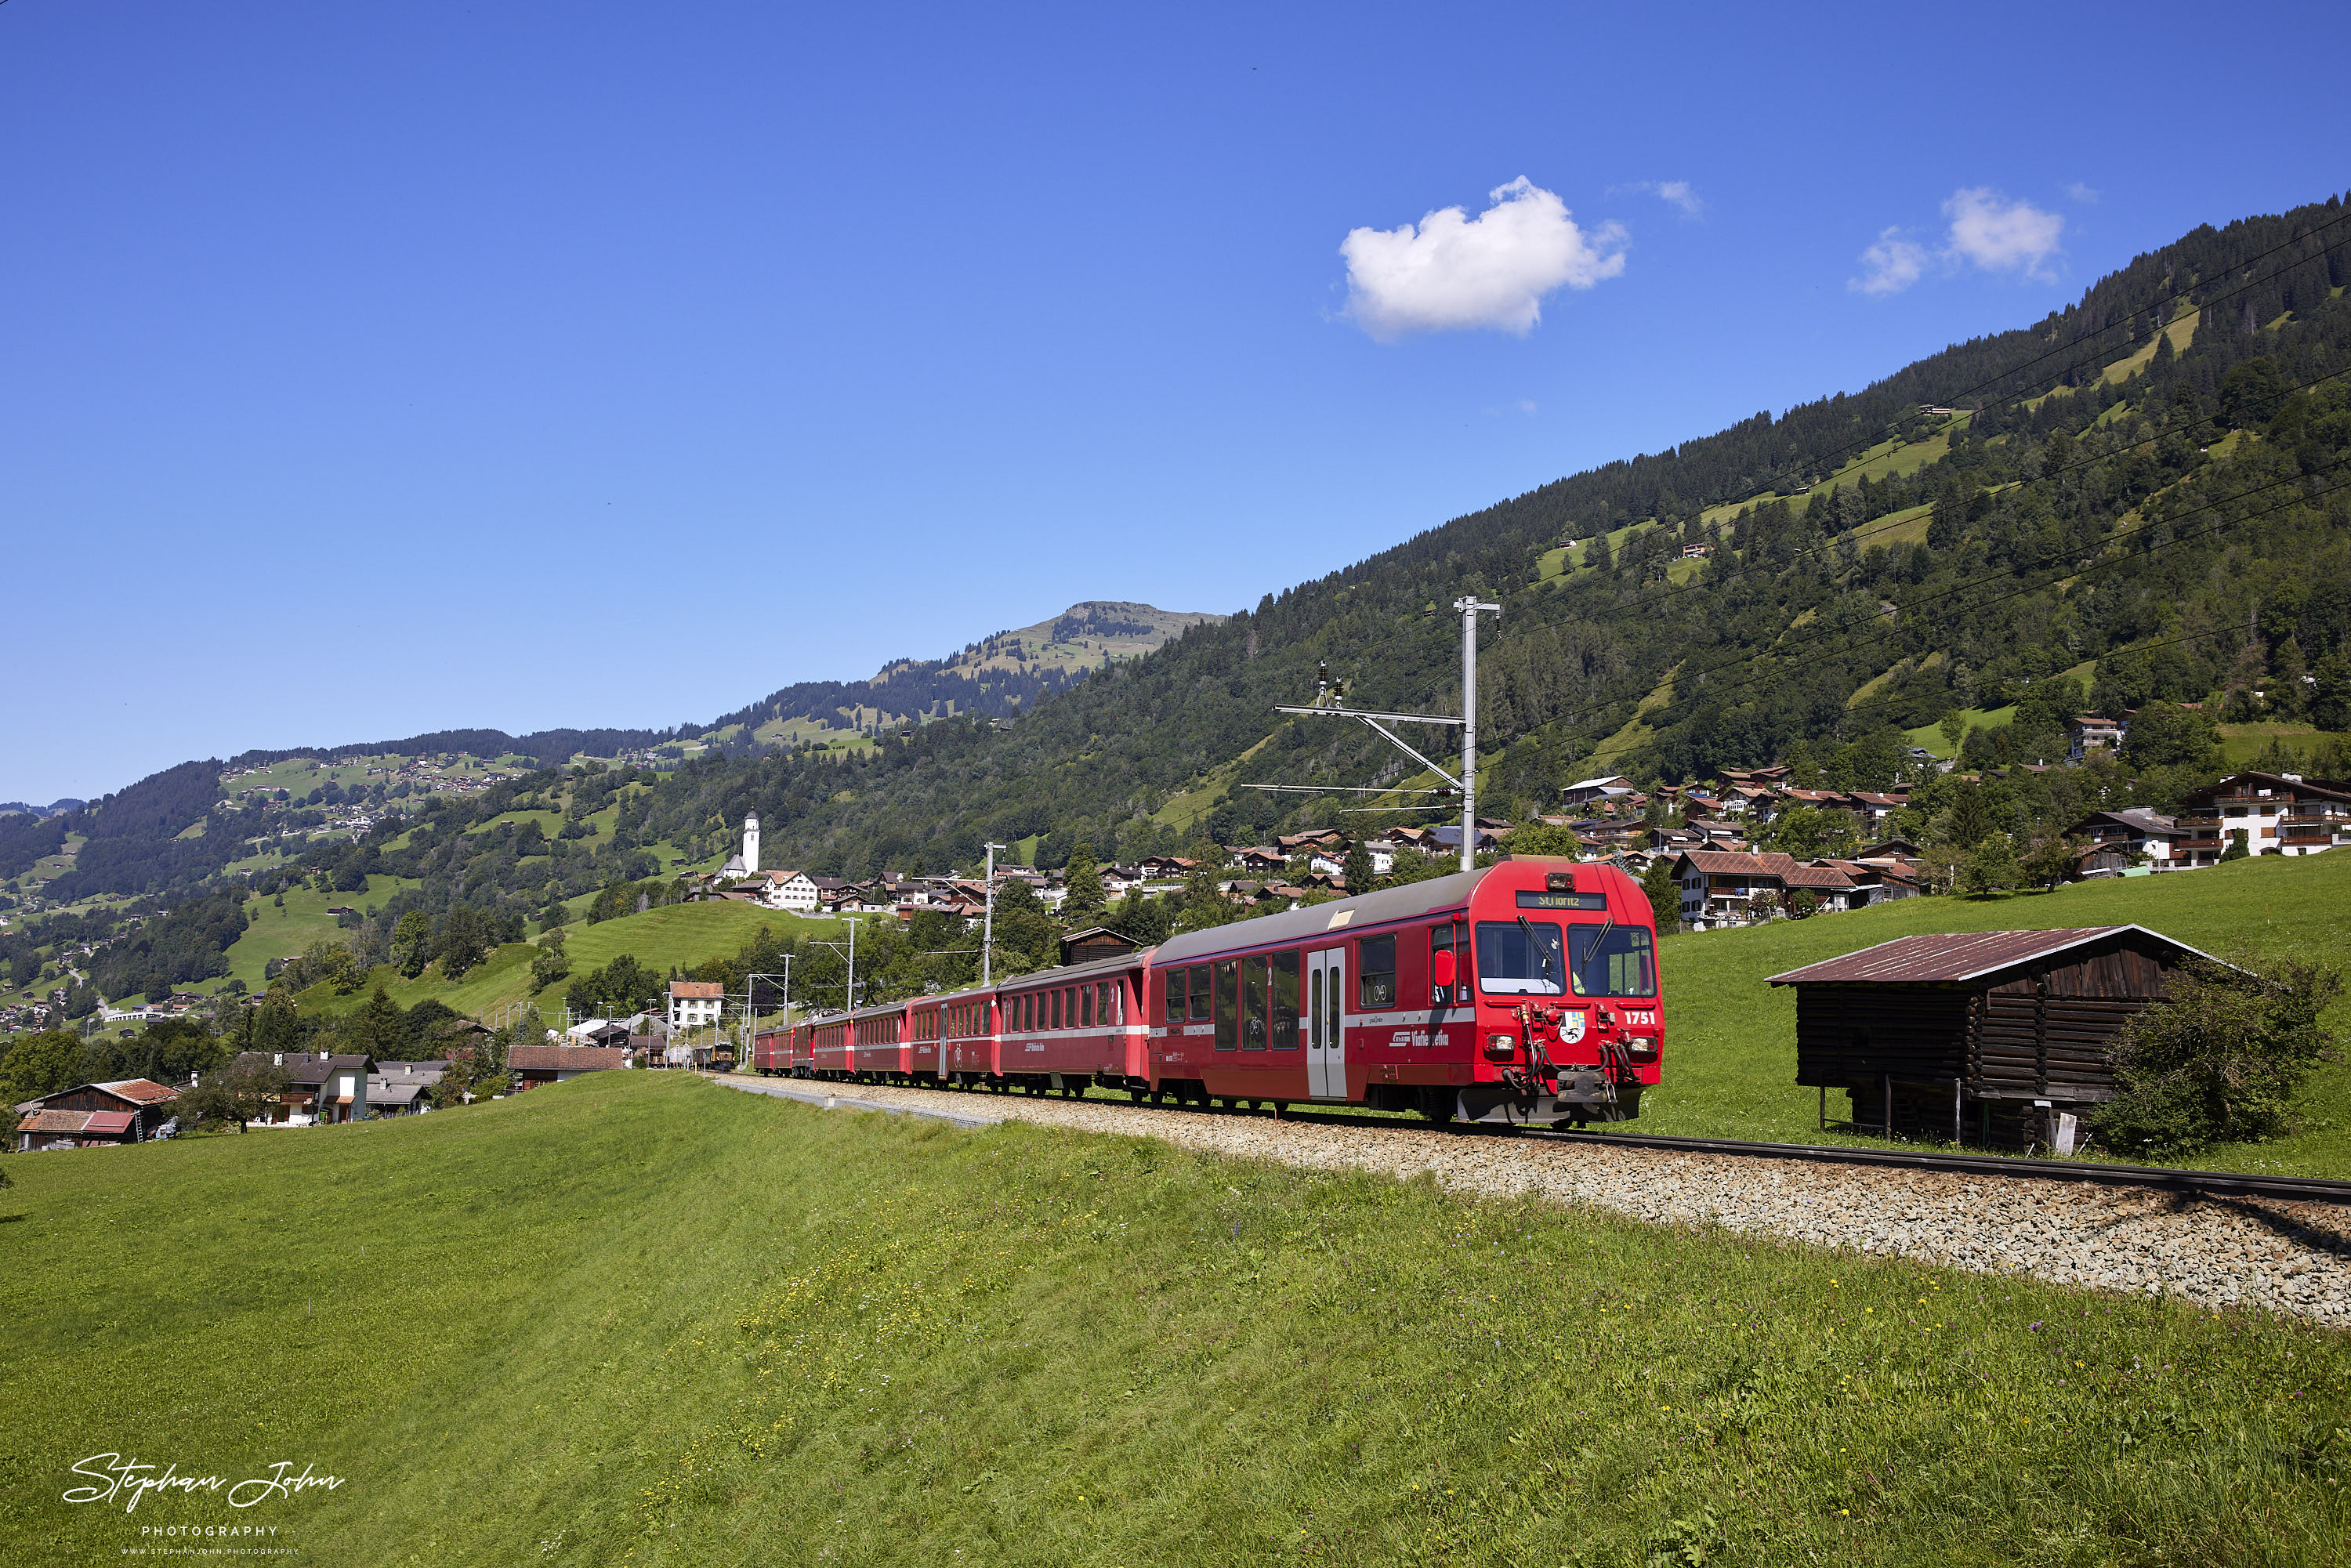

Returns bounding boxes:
[1628,1038,1658,1059]
[1484,1033,1517,1059]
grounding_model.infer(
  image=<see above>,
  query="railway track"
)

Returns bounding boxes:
[1516,1129,2351,1204]
[723,1074,2351,1207]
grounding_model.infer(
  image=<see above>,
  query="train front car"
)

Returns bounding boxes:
[1144,856,1660,1124]
[1454,858,1661,1126]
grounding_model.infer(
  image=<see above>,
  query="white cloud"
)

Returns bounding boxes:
[1517,399,1538,414]
[1849,186,2068,296]
[2065,182,2099,204]
[1612,179,1703,215]
[1943,187,2064,278]
[1340,177,1627,341]
[1849,228,1928,295]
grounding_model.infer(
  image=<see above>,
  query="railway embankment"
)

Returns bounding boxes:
[719,1074,2351,1326]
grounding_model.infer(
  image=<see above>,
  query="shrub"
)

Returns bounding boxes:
[2092,958,2342,1157]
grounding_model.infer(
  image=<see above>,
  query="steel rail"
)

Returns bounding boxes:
[1514,1126,2351,1205]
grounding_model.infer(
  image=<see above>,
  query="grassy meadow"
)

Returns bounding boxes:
[2,1069,2344,1567]
[1645,850,2351,1175]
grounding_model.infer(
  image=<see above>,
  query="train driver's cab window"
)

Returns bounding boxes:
[1573,925,1657,998]
[1357,935,1396,1009]
[1214,959,1240,1049]
[1476,919,1566,996]
[1189,964,1212,1023]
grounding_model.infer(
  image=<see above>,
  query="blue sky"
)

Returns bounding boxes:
[5,2,2347,802]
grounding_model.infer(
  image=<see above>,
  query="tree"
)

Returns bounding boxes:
[2020,835,2084,891]
[1780,888,1820,919]
[0,1028,85,1101]
[1342,837,1375,893]
[1960,833,2020,895]
[1641,857,1681,935]
[2312,652,2351,732]
[1106,888,1172,947]
[2092,957,2341,1157]
[2220,828,2250,863]
[2126,702,2224,771]
[391,911,433,978]
[1499,822,1582,860]
[1936,709,1966,753]
[252,987,302,1056]
[530,929,571,993]
[178,1056,290,1134]
[1060,842,1107,924]
[437,906,491,980]
[343,986,406,1059]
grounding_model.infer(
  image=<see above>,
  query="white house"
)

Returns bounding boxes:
[755,869,820,912]
[1560,775,1639,809]
[668,980,724,1033]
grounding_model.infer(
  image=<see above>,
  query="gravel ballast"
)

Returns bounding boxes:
[716,1074,2351,1327]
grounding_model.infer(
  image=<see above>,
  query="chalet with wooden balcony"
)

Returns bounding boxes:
[2171,771,2351,865]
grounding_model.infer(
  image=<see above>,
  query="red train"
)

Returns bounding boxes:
[752,857,1661,1126]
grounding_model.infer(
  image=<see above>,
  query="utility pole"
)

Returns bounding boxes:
[1456,596,1501,873]
[980,842,1006,986]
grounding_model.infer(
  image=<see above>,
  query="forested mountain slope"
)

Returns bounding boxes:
[607,190,2351,875]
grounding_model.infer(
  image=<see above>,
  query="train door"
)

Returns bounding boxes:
[1306,946,1346,1099]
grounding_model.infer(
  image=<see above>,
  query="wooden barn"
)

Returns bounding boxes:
[1769,925,2220,1153]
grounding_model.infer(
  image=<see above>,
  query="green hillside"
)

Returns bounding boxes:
[306,900,841,1019]
[5,1070,2343,1566]
[1649,849,2351,1176]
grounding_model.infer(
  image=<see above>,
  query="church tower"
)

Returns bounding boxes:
[743,813,760,877]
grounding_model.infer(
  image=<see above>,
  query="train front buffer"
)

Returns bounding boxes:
[1455,998,1661,1128]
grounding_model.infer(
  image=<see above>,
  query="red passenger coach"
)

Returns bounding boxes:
[1144,858,1660,1125]
[995,954,1149,1095]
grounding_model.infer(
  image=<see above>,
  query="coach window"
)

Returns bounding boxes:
[1052,989,1065,1030]
[1165,969,1184,1025]
[1189,964,1212,1023]
[1271,951,1300,1048]
[1214,959,1240,1050]
[1081,984,1094,1028]
[1357,933,1396,1009]
[1241,955,1268,1049]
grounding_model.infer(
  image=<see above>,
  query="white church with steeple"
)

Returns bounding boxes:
[719,812,759,880]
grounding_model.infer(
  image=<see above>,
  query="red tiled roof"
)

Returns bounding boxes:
[18,1109,91,1135]
[669,981,724,999]
[1673,849,1798,876]
[1781,866,1857,889]
[1766,925,2220,985]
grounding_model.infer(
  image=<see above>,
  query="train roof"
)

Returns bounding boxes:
[1153,856,1634,966]
[994,949,1153,989]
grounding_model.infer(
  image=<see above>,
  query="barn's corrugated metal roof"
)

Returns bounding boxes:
[83,1111,136,1135]
[1766,925,2221,986]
